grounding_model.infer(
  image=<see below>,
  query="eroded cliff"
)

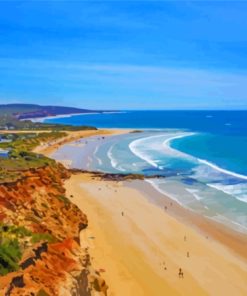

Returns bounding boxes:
[0,163,107,295]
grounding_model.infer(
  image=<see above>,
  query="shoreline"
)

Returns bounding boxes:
[39,128,247,295]
[33,128,130,158]
[130,179,247,261]
[65,172,247,295]
[41,128,247,256]
[25,112,102,122]
[69,169,247,261]
[23,111,125,123]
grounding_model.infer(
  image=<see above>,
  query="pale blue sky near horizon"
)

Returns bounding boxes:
[0,1,247,110]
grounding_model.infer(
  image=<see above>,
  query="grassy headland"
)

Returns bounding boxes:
[0,132,66,183]
[0,103,98,131]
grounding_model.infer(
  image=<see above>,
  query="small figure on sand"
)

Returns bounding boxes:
[184,235,187,242]
[121,211,124,216]
[187,251,190,258]
[178,268,184,278]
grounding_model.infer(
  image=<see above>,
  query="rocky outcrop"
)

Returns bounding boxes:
[70,169,165,181]
[0,164,107,295]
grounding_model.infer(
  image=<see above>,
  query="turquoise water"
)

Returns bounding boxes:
[45,110,247,176]
[171,133,247,176]
[47,111,247,233]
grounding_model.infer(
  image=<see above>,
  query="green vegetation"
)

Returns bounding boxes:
[0,104,98,131]
[37,289,50,296]
[0,238,22,275]
[0,132,65,182]
[31,233,57,244]
[0,103,95,118]
[0,223,58,275]
[0,224,32,238]
[57,195,70,206]
[0,114,97,131]
[0,106,91,276]
[0,224,30,275]
[0,132,66,151]
[0,104,40,116]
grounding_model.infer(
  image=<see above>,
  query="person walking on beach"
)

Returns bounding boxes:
[179,268,184,278]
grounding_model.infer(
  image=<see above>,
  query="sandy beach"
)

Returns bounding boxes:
[64,173,247,295]
[40,129,247,295]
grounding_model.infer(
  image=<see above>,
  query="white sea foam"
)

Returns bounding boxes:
[186,188,204,201]
[27,111,126,123]
[25,112,99,122]
[164,133,247,181]
[129,133,192,169]
[208,183,247,203]
[107,145,126,172]
[86,156,92,168]
[163,133,247,181]
[93,146,103,165]
[130,131,247,209]
[197,159,247,181]
[145,179,186,207]
[161,132,195,158]
[210,213,247,233]
[129,135,163,169]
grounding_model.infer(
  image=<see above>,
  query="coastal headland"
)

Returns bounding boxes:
[0,129,111,295]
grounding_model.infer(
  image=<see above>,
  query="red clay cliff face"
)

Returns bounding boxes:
[0,164,107,296]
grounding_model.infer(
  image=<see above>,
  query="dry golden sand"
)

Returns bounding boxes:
[65,173,247,296]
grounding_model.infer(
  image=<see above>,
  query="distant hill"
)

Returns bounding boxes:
[0,104,102,120]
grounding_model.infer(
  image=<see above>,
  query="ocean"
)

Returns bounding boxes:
[45,111,247,233]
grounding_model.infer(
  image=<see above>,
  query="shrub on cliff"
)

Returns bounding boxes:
[0,238,22,275]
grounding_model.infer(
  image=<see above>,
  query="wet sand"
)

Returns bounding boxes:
[34,129,129,158]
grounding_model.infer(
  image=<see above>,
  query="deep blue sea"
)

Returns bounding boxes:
[45,111,247,233]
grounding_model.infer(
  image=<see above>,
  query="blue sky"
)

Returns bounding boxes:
[0,1,247,109]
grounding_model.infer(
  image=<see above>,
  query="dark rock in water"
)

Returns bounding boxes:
[129,130,143,133]
[70,169,165,181]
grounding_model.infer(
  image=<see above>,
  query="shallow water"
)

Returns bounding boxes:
[52,129,247,234]
[47,110,247,233]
